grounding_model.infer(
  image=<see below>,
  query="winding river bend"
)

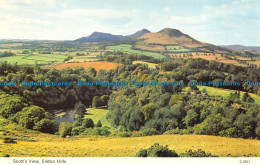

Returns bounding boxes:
[52,109,76,124]
[51,108,91,124]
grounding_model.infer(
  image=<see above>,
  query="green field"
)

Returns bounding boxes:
[0,54,67,65]
[165,45,190,52]
[84,108,110,127]
[108,44,165,59]
[185,86,260,106]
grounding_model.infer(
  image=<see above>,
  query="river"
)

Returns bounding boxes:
[53,109,76,124]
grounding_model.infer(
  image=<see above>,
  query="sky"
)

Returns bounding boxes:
[0,0,259,45]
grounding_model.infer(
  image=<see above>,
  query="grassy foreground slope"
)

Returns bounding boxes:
[1,116,260,157]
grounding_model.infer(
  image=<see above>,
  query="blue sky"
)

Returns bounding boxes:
[0,0,259,45]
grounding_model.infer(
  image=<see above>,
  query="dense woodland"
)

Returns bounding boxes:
[0,57,260,139]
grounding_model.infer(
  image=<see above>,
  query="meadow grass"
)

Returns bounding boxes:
[107,44,165,59]
[1,134,259,157]
[84,108,110,127]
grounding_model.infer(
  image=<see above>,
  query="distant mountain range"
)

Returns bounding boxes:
[75,29,150,42]
[75,28,205,48]
[75,28,259,53]
[219,45,260,51]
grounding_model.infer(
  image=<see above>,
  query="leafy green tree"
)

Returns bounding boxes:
[18,106,48,129]
[96,120,102,127]
[169,95,188,107]
[140,104,156,121]
[256,121,260,138]
[74,101,86,118]
[100,95,109,106]
[136,143,178,157]
[33,119,58,134]
[59,122,72,138]
[180,149,214,157]
[92,96,103,108]
[87,67,97,77]
[0,94,26,118]
[82,118,94,128]
[194,114,231,136]
[226,92,241,105]
[242,93,254,103]
[184,109,199,127]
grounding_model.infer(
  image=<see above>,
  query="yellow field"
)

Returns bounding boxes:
[248,61,260,67]
[236,57,252,61]
[1,43,24,47]
[1,111,260,157]
[1,134,259,157]
[218,59,239,64]
[0,49,24,53]
[133,61,158,69]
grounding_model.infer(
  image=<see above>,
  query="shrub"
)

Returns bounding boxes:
[74,102,86,118]
[132,128,160,137]
[136,143,178,157]
[33,119,58,134]
[18,106,49,129]
[182,127,194,134]
[180,149,215,157]
[96,120,102,127]
[84,127,111,136]
[59,122,72,138]
[135,149,148,157]
[164,128,181,135]
[71,126,85,136]
[92,96,103,108]
[3,154,10,157]
[82,118,94,128]
[116,131,132,137]
[0,95,26,118]
[3,137,17,143]
[72,118,82,127]
[100,95,109,106]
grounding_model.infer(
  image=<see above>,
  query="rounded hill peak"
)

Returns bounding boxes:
[158,28,186,37]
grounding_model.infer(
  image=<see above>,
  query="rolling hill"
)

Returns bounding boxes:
[137,28,203,48]
[76,29,150,42]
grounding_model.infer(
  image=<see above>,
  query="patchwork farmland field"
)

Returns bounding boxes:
[108,44,165,59]
[54,61,121,71]
[0,54,67,65]
[134,43,165,52]
[165,45,190,52]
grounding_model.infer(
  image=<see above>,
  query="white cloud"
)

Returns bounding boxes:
[163,7,170,12]
[232,0,255,4]
[0,0,259,45]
